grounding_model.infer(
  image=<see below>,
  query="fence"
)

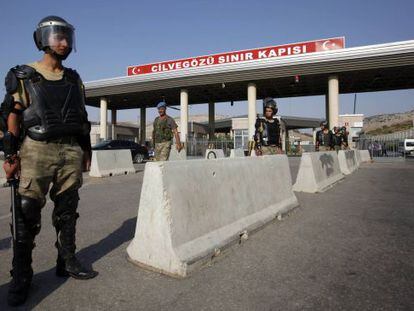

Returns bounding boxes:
[186,139,234,157]
[360,128,414,141]
[185,138,317,157]
[356,128,414,159]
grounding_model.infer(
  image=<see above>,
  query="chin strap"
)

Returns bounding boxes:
[45,47,72,61]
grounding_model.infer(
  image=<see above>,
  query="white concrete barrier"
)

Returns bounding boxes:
[230,149,245,158]
[89,150,136,177]
[338,150,359,175]
[127,155,298,277]
[356,150,372,164]
[293,151,344,193]
[169,148,187,161]
[0,159,6,186]
[205,149,225,159]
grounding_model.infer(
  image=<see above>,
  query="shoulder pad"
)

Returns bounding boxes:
[5,65,36,93]
[64,68,80,82]
[5,70,18,94]
[11,65,36,80]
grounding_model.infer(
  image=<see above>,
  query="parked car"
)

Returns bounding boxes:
[398,139,414,156]
[92,140,149,163]
[148,148,155,160]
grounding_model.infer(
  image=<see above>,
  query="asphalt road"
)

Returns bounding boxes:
[0,158,413,310]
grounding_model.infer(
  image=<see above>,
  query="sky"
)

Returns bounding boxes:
[0,0,413,123]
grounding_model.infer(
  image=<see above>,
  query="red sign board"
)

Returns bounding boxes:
[127,37,345,76]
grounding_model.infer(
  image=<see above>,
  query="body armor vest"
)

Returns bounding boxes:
[255,117,281,147]
[333,133,343,146]
[317,130,332,147]
[14,65,89,141]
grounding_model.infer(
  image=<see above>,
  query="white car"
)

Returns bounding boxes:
[398,139,414,156]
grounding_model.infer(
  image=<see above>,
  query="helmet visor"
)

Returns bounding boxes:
[38,24,76,52]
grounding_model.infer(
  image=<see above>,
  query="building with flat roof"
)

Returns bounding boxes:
[84,38,414,147]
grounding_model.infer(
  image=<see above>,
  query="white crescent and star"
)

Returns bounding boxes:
[322,40,337,50]
[131,67,141,75]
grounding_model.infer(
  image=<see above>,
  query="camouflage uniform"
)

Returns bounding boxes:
[261,145,283,155]
[19,136,83,206]
[153,116,177,161]
[319,146,332,152]
[254,116,283,156]
[316,129,334,152]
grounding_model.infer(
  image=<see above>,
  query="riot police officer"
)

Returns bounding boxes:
[254,97,283,155]
[2,16,97,306]
[315,121,334,151]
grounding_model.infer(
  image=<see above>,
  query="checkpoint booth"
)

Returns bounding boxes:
[84,37,414,149]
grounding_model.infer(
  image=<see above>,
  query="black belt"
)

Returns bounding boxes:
[46,136,78,144]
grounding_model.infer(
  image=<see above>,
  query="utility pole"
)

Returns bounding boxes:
[353,93,357,114]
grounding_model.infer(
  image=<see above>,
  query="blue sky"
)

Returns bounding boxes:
[1,0,413,122]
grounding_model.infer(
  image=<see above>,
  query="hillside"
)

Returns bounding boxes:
[363,110,414,135]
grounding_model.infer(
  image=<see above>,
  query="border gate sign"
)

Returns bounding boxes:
[127,37,345,76]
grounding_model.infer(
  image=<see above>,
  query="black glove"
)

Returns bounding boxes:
[3,131,19,159]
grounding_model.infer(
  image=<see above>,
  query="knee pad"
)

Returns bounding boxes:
[55,190,79,211]
[53,190,80,228]
[20,196,42,236]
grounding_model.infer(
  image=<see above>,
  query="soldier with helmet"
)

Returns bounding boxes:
[315,121,334,151]
[340,126,349,149]
[254,97,283,155]
[1,16,97,306]
[332,126,343,152]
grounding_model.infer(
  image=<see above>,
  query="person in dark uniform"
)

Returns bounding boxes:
[340,126,349,149]
[315,121,334,151]
[332,126,343,152]
[2,16,97,307]
[254,97,283,155]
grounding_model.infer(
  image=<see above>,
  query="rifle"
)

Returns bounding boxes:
[247,140,256,156]
[250,114,264,156]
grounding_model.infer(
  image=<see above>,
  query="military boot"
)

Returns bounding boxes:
[7,202,36,307]
[53,191,98,280]
[7,241,34,306]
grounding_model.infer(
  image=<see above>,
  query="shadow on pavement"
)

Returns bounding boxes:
[0,217,136,310]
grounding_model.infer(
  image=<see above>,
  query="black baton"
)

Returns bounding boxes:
[9,178,18,244]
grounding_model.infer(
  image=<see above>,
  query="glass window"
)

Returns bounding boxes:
[234,129,249,149]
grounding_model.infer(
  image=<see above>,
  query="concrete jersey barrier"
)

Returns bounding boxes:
[127,155,299,277]
[169,148,187,161]
[338,150,359,175]
[0,159,6,186]
[230,149,245,158]
[356,150,372,164]
[293,151,344,193]
[89,150,136,177]
[205,149,225,159]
